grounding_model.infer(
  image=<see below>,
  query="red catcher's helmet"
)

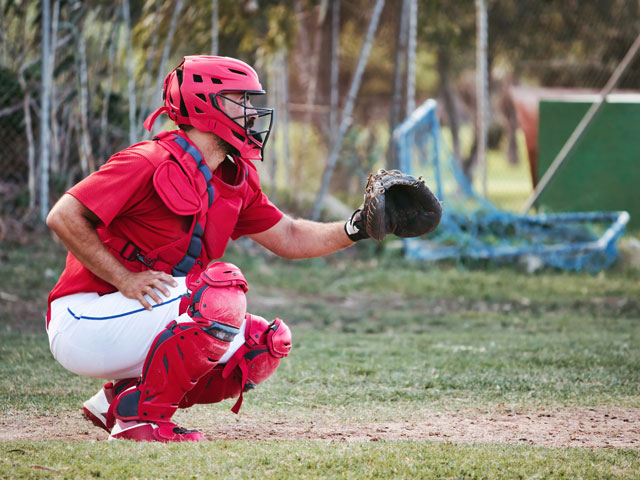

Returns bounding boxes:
[143,55,273,160]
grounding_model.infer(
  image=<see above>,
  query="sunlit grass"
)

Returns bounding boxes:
[1,440,638,479]
[440,124,534,212]
[1,202,639,478]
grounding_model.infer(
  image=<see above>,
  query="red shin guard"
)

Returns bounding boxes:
[110,262,249,424]
[110,319,239,423]
[178,364,240,408]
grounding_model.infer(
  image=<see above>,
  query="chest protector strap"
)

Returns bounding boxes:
[154,133,215,277]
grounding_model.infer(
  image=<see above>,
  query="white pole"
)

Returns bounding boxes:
[211,0,219,55]
[39,0,51,221]
[475,0,488,198]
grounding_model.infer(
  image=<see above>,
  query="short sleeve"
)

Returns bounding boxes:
[67,151,155,227]
[231,164,283,239]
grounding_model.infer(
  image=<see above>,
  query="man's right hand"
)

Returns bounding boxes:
[47,194,181,312]
[116,270,179,311]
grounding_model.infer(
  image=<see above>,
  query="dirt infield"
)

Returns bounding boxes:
[2,407,639,449]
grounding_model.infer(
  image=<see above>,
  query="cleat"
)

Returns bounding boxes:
[82,379,136,432]
[108,419,206,442]
[82,386,111,432]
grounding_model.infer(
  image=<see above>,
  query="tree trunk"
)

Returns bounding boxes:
[49,0,60,175]
[294,1,313,100]
[122,0,137,144]
[0,2,6,65]
[387,0,409,170]
[304,0,327,128]
[406,0,417,116]
[145,0,184,138]
[328,0,340,140]
[462,137,477,180]
[312,0,385,220]
[137,6,161,137]
[293,0,326,196]
[18,67,35,211]
[60,103,75,180]
[77,20,96,175]
[437,49,461,161]
[99,15,120,164]
[266,52,278,202]
[279,50,292,191]
[502,87,520,165]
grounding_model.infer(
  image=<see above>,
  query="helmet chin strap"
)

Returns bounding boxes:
[143,106,171,132]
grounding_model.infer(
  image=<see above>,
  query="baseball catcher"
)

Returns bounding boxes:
[45,55,441,444]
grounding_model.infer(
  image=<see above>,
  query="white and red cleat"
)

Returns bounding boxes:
[82,380,136,432]
[82,386,111,432]
[108,419,206,442]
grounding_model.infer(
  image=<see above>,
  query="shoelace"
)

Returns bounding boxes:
[173,427,197,435]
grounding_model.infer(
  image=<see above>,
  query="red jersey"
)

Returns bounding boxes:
[47,131,283,322]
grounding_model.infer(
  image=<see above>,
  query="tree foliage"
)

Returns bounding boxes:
[1,0,639,219]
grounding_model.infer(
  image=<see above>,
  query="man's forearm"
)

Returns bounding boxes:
[47,194,177,309]
[284,218,354,259]
[250,215,355,260]
[47,195,132,288]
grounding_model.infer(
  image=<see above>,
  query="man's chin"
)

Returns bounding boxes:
[215,136,239,157]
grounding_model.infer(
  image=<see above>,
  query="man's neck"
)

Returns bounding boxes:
[184,129,227,173]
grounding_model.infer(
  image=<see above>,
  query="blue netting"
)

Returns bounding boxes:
[395,99,630,273]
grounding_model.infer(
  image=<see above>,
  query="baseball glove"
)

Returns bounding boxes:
[345,169,442,242]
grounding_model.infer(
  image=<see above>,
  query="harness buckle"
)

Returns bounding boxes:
[120,241,139,262]
[120,241,156,268]
[135,253,156,268]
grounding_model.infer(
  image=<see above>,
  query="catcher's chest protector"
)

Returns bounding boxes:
[100,131,213,277]
[152,131,215,276]
[179,313,292,413]
[109,264,249,425]
[153,130,253,263]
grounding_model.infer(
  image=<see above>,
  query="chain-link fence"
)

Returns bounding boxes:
[1,0,639,242]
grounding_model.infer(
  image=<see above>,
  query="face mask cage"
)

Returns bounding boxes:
[210,91,274,158]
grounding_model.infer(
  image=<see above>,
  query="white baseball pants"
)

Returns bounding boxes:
[47,277,246,380]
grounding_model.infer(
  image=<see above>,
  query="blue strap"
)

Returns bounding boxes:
[172,135,214,207]
[170,135,214,277]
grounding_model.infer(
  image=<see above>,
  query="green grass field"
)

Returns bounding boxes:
[1,145,638,478]
[1,235,639,478]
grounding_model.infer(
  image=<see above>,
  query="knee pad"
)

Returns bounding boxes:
[112,264,249,423]
[179,262,248,325]
[180,313,292,413]
[226,314,291,382]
